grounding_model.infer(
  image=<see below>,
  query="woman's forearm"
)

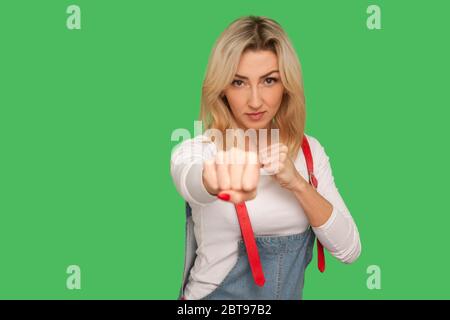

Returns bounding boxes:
[291,173,333,227]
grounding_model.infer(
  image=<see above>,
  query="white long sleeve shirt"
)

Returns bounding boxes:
[170,133,361,300]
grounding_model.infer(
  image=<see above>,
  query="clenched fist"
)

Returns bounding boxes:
[202,147,260,204]
[259,142,303,191]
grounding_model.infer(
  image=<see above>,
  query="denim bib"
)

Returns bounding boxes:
[178,203,316,300]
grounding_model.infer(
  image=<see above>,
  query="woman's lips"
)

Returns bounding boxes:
[246,111,266,121]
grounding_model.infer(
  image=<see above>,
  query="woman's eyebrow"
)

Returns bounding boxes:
[234,70,279,80]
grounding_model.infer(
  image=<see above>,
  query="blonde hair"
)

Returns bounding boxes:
[199,15,306,158]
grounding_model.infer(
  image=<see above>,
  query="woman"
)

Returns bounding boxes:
[171,15,361,300]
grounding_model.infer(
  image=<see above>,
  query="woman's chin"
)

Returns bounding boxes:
[242,121,271,131]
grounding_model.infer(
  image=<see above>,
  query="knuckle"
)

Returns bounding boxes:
[231,181,241,190]
[219,179,230,190]
[209,180,219,190]
[246,151,258,165]
[242,182,256,192]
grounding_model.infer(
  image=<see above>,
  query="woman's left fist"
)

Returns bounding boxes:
[259,143,305,191]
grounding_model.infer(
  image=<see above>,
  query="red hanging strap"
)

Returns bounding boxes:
[301,135,326,273]
[234,202,266,286]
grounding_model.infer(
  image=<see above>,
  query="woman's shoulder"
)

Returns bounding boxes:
[303,132,321,149]
[175,134,214,146]
[171,134,217,161]
[173,134,216,149]
[303,133,329,162]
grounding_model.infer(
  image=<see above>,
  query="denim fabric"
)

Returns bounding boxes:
[199,227,315,300]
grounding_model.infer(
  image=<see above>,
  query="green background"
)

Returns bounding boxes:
[0,0,449,299]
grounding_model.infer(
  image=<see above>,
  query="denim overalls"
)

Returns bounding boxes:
[177,135,322,300]
[178,203,316,300]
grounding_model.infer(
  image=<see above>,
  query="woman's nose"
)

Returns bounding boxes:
[248,86,263,109]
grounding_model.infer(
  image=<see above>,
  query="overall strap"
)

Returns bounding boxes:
[234,203,265,286]
[301,135,326,273]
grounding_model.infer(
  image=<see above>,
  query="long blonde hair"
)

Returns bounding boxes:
[199,15,306,158]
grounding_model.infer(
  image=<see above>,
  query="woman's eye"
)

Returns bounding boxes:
[264,77,278,85]
[232,79,244,87]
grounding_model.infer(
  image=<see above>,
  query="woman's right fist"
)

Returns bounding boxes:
[202,147,260,204]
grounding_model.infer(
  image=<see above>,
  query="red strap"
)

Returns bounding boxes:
[234,202,266,287]
[301,135,326,273]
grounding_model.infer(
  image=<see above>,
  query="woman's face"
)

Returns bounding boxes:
[223,49,285,131]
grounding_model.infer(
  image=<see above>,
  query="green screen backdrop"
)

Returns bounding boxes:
[1,0,449,299]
